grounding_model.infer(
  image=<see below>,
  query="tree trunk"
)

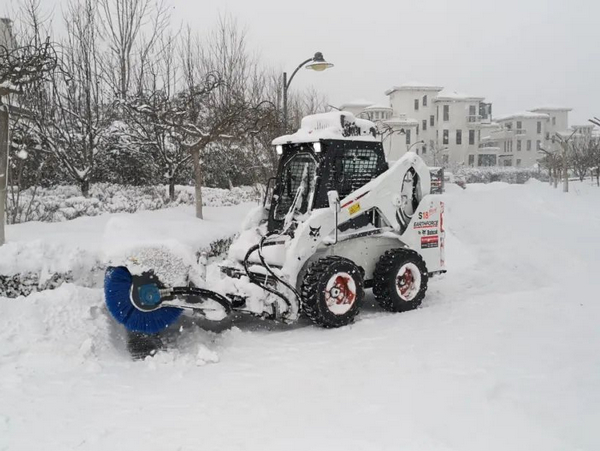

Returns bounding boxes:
[563,162,569,193]
[168,178,175,202]
[81,179,90,198]
[192,148,203,219]
[0,106,8,246]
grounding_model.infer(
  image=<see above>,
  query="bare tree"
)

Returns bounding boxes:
[31,0,106,197]
[124,32,191,201]
[0,0,56,244]
[98,0,169,100]
[172,18,273,219]
[553,130,577,193]
[571,137,594,182]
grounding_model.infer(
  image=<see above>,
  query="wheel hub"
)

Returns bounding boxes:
[395,263,421,301]
[325,272,357,315]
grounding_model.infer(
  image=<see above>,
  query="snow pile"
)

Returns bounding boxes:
[0,203,255,297]
[1,181,600,450]
[8,183,261,223]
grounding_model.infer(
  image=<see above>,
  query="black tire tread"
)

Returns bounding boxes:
[300,256,364,328]
[373,248,429,312]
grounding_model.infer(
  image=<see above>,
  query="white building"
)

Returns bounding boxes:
[482,112,550,167]
[341,83,575,168]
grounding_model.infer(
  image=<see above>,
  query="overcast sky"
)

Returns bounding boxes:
[6,0,598,124]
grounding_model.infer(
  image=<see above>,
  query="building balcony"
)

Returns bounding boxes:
[515,129,527,135]
[468,115,482,123]
[478,146,500,153]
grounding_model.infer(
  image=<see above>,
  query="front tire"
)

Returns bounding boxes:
[373,248,428,312]
[300,256,364,328]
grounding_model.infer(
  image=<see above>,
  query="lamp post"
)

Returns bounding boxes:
[282,52,334,132]
[408,140,425,153]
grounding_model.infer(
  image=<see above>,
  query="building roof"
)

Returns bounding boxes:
[339,98,374,109]
[363,103,392,111]
[494,111,550,121]
[382,115,419,126]
[529,106,572,113]
[434,90,484,102]
[384,82,444,95]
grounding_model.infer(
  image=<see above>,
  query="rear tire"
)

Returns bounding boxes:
[300,256,364,328]
[373,248,428,312]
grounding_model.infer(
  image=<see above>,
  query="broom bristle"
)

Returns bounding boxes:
[104,267,182,334]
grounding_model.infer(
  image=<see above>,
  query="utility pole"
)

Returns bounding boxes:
[0,101,8,246]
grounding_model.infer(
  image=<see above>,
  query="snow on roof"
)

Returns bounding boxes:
[363,103,392,111]
[434,90,484,102]
[385,82,443,95]
[529,106,572,112]
[494,111,550,121]
[382,115,419,126]
[339,98,375,108]
[272,111,378,145]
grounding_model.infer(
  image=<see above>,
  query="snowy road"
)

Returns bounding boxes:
[1,181,599,450]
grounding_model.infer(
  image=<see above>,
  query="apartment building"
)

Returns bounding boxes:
[342,83,574,168]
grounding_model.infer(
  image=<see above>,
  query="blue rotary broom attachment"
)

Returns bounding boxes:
[104,266,183,334]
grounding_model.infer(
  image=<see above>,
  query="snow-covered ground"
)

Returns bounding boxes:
[1,180,599,450]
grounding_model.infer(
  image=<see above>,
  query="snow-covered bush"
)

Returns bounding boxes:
[8,183,261,223]
[456,167,550,185]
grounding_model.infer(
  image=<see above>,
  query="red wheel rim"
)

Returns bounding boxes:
[395,263,421,301]
[325,272,357,315]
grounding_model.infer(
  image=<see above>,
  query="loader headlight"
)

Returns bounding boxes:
[313,142,322,153]
[276,145,283,155]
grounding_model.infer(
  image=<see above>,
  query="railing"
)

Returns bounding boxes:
[468,115,482,123]
[515,129,527,135]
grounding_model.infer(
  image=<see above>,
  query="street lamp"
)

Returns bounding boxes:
[408,140,425,153]
[282,52,334,132]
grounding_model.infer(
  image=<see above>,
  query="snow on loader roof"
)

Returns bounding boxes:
[272,111,378,146]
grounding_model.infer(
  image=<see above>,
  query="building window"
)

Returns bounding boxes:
[469,130,475,145]
[414,99,419,111]
[545,132,550,140]
[552,117,556,126]
[537,140,541,150]
[416,125,419,135]
[436,106,439,121]
[406,129,411,145]
[430,115,434,127]
[468,155,474,166]
[443,129,449,145]
[423,95,428,107]
[517,140,522,151]
[469,105,476,116]
[456,130,462,145]
[516,159,521,166]
[422,146,427,154]
[527,140,532,151]
[443,105,449,122]
[506,122,512,130]
[422,119,427,131]
[537,121,542,134]
[517,121,522,130]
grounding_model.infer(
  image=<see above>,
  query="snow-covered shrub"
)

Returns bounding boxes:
[456,167,550,185]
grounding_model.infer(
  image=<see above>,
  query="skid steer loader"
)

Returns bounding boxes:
[104,111,446,339]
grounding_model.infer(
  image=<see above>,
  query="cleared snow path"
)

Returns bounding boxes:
[1,181,599,450]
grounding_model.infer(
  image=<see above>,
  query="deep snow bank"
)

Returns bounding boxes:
[0,203,255,296]
[1,181,599,451]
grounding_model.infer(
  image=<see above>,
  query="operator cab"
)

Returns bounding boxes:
[268,112,386,233]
